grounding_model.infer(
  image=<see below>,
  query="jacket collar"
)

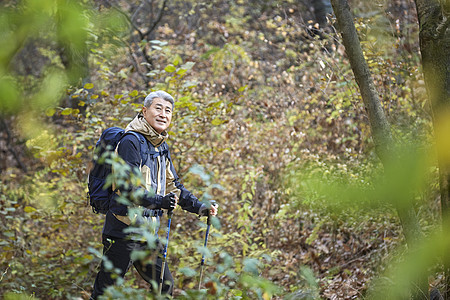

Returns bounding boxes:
[125,113,168,147]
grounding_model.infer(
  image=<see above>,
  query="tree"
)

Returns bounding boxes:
[330,0,428,298]
[414,0,450,298]
[103,0,168,84]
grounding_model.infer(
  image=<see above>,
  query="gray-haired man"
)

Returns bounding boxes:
[91,91,218,298]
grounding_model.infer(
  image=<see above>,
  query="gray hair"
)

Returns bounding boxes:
[143,90,174,109]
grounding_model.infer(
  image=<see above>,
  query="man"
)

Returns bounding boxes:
[91,90,218,299]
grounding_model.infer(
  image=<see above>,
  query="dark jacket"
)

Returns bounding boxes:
[102,131,203,239]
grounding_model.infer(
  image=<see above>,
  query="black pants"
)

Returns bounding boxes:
[91,235,173,299]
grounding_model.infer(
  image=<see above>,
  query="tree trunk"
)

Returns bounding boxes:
[330,0,427,298]
[414,0,450,298]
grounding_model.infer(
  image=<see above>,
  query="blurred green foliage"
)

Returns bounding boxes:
[0,0,445,299]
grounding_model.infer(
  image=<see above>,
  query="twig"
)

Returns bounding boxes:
[0,265,9,282]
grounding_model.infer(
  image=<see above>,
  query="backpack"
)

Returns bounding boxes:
[87,127,148,214]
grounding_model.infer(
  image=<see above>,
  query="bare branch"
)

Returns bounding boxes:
[142,0,167,38]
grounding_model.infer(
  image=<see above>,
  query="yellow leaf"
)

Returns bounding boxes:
[24,206,37,213]
[46,108,56,117]
[78,101,86,107]
[130,90,139,97]
[84,83,94,89]
[165,65,176,72]
[211,118,223,126]
[61,108,72,115]
[176,69,187,76]
[91,94,99,99]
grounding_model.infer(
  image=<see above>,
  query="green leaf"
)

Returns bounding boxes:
[150,39,168,46]
[182,81,197,88]
[238,85,247,92]
[243,257,260,275]
[189,164,211,183]
[130,250,148,261]
[129,90,139,97]
[173,55,182,66]
[178,267,197,277]
[181,61,195,70]
[0,77,20,113]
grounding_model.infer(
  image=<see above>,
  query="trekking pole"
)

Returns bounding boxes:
[198,200,216,290]
[159,209,173,295]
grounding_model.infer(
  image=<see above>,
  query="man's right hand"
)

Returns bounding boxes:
[161,192,177,210]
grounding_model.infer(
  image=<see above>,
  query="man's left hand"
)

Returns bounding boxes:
[199,201,218,217]
[209,203,218,216]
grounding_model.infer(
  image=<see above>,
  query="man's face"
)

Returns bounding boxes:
[142,97,173,133]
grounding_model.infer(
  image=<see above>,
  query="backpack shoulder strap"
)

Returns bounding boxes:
[124,131,149,166]
[147,141,169,160]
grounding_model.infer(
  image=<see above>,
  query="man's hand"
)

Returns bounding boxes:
[161,192,178,210]
[199,201,218,217]
[210,202,218,216]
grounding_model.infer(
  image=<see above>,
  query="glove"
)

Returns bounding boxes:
[198,200,217,216]
[160,192,177,210]
[198,203,209,216]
